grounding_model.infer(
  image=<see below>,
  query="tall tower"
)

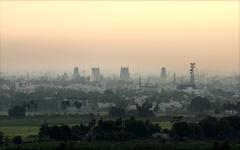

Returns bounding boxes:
[139,76,142,90]
[161,67,167,81]
[190,63,196,87]
[91,67,100,81]
[173,72,176,84]
[72,67,80,79]
[120,67,130,80]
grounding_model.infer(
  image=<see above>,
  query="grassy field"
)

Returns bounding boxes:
[0,116,172,139]
[0,126,39,139]
[0,123,172,139]
[0,116,174,127]
[157,121,172,129]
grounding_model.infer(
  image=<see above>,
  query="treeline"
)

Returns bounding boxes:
[39,117,161,141]
[171,116,240,140]
[39,116,240,142]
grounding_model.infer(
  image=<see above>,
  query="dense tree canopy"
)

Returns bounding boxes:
[190,96,211,112]
[109,107,126,117]
[39,117,161,141]
[8,105,26,118]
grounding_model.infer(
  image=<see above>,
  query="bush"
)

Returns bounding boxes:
[199,117,220,138]
[109,107,125,117]
[8,105,26,118]
[0,132,3,145]
[38,117,162,141]
[163,129,170,134]
[171,122,194,138]
[190,96,211,112]
[13,136,23,145]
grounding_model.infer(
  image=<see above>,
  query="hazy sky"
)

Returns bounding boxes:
[0,1,239,76]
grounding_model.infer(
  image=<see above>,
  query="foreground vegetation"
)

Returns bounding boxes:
[0,126,38,139]
[0,115,172,139]
[0,140,237,150]
[1,116,240,150]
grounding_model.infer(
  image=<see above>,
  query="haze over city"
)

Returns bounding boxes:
[0,1,239,76]
[1,1,240,149]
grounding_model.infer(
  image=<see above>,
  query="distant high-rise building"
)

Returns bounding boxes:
[173,72,176,84]
[190,63,196,87]
[139,76,142,90]
[63,72,69,80]
[91,67,100,81]
[72,67,80,79]
[161,67,167,81]
[120,67,130,80]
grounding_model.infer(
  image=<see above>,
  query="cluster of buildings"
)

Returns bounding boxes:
[15,80,35,94]
[68,66,168,82]
[0,63,203,95]
[2,63,240,116]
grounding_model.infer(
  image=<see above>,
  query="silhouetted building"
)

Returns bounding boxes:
[91,67,100,81]
[161,67,166,81]
[120,67,130,80]
[190,63,196,87]
[173,72,176,84]
[72,67,80,80]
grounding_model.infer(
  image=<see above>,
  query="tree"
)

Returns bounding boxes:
[124,117,160,138]
[0,132,3,145]
[190,96,211,112]
[39,123,49,140]
[23,100,38,115]
[71,124,90,140]
[104,89,114,95]
[188,123,203,139]
[12,136,22,145]
[109,107,125,117]
[171,122,194,138]
[48,125,71,141]
[171,116,184,125]
[136,101,154,117]
[61,99,71,115]
[219,116,240,138]
[235,101,240,113]
[199,117,220,138]
[74,101,82,112]
[8,105,26,118]
[223,101,235,114]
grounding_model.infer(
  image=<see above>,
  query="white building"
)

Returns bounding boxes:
[182,87,205,96]
[65,83,106,93]
[15,80,35,94]
[158,101,183,112]
[97,102,116,109]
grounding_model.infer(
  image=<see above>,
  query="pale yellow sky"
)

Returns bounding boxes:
[0,1,239,75]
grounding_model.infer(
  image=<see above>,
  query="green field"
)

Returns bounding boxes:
[0,116,92,126]
[157,121,172,129]
[0,126,39,139]
[0,123,172,139]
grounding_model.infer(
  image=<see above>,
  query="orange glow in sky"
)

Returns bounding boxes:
[0,1,239,75]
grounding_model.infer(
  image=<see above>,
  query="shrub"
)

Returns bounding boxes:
[12,136,23,145]
[8,105,26,118]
